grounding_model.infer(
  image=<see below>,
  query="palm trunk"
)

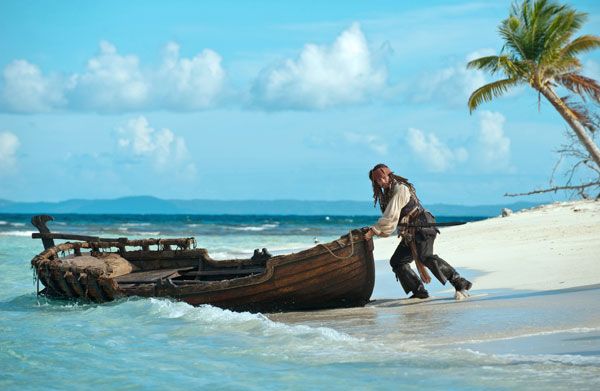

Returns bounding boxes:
[539,86,600,169]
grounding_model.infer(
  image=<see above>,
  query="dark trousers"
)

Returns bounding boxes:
[389,214,461,294]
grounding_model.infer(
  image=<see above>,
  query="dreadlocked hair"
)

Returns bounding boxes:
[369,164,420,213]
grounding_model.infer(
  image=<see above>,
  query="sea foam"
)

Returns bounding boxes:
[147,298,358,343]
[0,230,34,237]
[228,223,279,232]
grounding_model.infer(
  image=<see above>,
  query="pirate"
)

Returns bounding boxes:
[364,164,472,300]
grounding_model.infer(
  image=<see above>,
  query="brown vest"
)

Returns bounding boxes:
[398,183,424,223]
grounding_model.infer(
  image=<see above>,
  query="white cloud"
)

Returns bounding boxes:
[410,49,494,108]
[69,41,149,111]
[477,111,511,169]
[344,132,388,155]
[252,23,387,109]
[155,42,226,110]
[117,116,196,175]
[0,131,20,174]
[407,128,468,172]
[1,60,66,112]
[0,41,226,113]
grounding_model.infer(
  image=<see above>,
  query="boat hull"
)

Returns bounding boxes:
[32,230,375,313]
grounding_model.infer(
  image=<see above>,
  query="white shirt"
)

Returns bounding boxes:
[370,183,412,237]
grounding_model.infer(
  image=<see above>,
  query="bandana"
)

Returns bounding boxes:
[371,166,392,185]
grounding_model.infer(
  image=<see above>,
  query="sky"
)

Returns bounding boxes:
[0,0,599,205]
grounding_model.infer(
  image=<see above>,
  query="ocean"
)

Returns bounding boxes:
[1,214,599,390]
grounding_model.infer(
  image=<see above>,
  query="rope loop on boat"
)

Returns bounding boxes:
[318,231,355,260]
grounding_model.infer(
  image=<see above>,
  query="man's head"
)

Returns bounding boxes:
[369,164,392,189]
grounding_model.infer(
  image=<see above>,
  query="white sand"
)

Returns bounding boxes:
[372,199,600,294]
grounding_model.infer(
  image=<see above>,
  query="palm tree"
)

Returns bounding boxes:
[467,0,600,169]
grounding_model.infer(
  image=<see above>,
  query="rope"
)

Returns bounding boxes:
[318,231,355,260]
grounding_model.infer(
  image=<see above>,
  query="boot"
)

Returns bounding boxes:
[451,276,472,301]
[394,264,429,298]
[450,276,472,291]
[394,264,421,294]
[409,285,430,299]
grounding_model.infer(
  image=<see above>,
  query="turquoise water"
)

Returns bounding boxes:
[2,215,600,390]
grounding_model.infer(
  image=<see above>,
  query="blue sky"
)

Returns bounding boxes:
[0,0,599,204]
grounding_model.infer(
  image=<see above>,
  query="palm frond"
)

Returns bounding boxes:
[561,35,600,57]
[468,78,522,113]
[467,55,500,71]
[469,1,600,117]
[502,0,589,64]
[541,57,580,82]
[540,10,589,65]
[561,95,596,132]
[467,55,526,79]
[499,16,526,58]
[556,73,600,103]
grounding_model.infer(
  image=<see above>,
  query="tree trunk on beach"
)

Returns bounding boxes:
[539,86,600,169]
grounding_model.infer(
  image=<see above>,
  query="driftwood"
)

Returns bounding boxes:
[505,182,600,197]
[506,125,600,200]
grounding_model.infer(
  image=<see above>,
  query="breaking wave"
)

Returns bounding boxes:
[148,298,354,340]
[0,230,34,237]
[147,298,359,343]
[228,223,279,232]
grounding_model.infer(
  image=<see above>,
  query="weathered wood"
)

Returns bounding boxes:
[33,232,102,241]
[40,263,64,298]
[85,276,107,302]
[31,229,375,312]
[64,271,85,297]
[31,215,55,250]
[178,248,368,309]
[53,268,75,298]
[98,276,121,300]
[114,268,185,283]
[182,268,265,277]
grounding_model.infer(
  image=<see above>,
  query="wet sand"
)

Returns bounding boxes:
[269,285,600,360]
[269,200,600,360]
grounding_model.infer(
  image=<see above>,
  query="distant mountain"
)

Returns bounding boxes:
[0,196,543,217]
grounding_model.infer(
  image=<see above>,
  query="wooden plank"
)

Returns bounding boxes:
[182,268,265,277]
[184,263,367,311]
[176,253,363,305]
[33,232,106,241]
[64,271,85,297]
[119,243,372,307]
[31,215,55,249]
[198,258,366,307]
[114,268,186,283]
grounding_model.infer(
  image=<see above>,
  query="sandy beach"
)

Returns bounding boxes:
[269,199,600,382]
[373,199,600,295]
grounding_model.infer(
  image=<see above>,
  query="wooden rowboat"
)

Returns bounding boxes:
[30,215,375,312]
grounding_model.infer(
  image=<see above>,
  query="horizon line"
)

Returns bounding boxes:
[0,195,548,207]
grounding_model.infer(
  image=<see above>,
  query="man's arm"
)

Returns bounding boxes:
[367,184,411,238]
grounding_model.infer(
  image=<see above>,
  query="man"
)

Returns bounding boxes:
[364,164,472,300]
